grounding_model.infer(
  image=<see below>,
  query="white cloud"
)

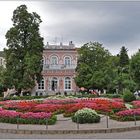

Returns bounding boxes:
[0,1,140,56]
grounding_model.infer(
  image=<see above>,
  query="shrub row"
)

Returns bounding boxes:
[0,115,57,125]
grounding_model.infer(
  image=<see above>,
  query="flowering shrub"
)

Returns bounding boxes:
[33,104,63,113]
[132,101,140,108]
[72,108,100,124]
[0,109,22,118]
[0,108,56,125]
[64,98,126,115]
[20,112,52,119]
[3,100,38,112]
[112,98,123,102]
[43,99,77,104]
[116,108,140,116]
[109,108,140,121]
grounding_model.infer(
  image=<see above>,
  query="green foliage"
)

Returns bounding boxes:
[0,66,7,95]
[6,95,49,100]
[110,115,140,121]
[115,46,131,93]
[119,46,129,68]
[100,94,121,98]
[4,5,44,93]
[130,50,140,89]
[47,115,57,125]
[123,89,136,102]
[75,42,111,90]
[0,115,57,125]
[72,108,100,124]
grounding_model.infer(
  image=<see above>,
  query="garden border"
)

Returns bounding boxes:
[0,125,140,134]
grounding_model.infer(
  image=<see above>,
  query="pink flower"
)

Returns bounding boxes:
[116,108,140,116]
[20,112,52,119]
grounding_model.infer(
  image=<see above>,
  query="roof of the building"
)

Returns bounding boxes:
[44,41,76,50]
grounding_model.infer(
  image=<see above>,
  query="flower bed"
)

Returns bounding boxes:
[64,98,126,116]
[110,108,140,121]
[132,101,140,108]
[0,97,128,124]
[0,108,57,125]
[1,98,126,115]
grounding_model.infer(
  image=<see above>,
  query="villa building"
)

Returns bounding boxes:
[33,41,78,96]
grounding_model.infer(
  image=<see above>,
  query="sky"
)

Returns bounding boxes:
[0,0,140,56]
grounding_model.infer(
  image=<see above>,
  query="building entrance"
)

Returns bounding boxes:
[51,77,57,91]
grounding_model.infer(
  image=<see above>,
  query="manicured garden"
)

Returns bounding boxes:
[0,94,139,125]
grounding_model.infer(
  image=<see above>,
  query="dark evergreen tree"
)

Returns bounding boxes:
[4,5,44,94]
[119,46,129,68]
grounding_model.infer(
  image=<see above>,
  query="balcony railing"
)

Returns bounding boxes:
[43,64,77,70]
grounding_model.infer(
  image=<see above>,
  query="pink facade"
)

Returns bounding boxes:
[34,41,78,96]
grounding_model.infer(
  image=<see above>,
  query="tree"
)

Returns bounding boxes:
[4,5,44,94]
[119,46,129,68]
[0,66,7,96]
[102,55,119,93]
[130,50,140,89]
[117,46,130,93]
[75,42,111,90]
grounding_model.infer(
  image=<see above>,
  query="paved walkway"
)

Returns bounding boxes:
[0,130,140,139]
[0,114,139,130]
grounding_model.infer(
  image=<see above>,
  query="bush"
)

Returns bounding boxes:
[100,94,121,98]
[72,108,100,124]
[123,89,136,102]
[0,115,57,125]
[5,95,49,101]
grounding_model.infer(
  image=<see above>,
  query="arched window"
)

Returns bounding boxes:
[51,56,58,65]
[65,77,71,90]
[64,56,71,65]
[38,78,44,90]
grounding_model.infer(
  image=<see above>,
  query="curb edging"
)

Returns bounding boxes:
[0,126,140,134]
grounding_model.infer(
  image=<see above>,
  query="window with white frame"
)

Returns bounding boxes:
[51,56,58,65]
[64,56,71,65]
[65,77,71,90]
[38,78,44,90]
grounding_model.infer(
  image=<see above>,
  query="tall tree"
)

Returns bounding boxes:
[130,50,140,89]
[75,42,111,90]
[4,5,44,94]
[119,46,129,68]
[117,46,130,93]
